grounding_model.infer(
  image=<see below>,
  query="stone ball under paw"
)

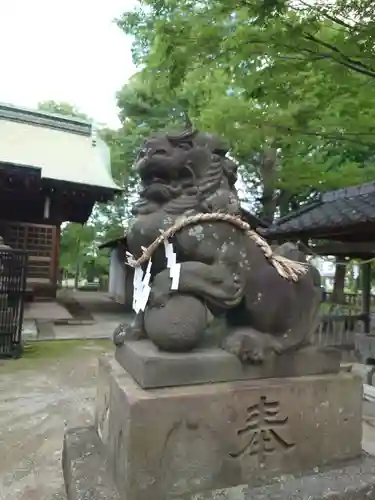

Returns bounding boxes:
[144,294,208,352]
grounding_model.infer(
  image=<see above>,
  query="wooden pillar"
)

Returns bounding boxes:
[53,224,61,296]
[362,261,372,334]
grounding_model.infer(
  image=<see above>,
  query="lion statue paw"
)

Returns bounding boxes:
[113,320,146,347]
[222,327,283,364]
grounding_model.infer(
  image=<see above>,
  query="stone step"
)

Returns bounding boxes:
[62,426,120,500]
[181,455,375,500]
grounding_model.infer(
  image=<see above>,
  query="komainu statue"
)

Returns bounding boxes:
[114,130,321,363]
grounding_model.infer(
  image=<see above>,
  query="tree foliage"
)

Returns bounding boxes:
[116,0,375,220]
[38,100,90,120]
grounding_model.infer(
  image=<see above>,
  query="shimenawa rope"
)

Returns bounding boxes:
[126,212,309,282]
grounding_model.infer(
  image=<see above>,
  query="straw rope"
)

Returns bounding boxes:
[126,213,309,282]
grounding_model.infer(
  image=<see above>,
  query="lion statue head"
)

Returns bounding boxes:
[132,130,241,216]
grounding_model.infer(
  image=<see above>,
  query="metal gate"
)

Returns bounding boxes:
[0,248,27,358]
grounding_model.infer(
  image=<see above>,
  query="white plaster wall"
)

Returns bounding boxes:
[108,248,126,304]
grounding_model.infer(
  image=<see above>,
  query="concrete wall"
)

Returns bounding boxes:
[108,247,133,311]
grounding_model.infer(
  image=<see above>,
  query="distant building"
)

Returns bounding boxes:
[0,103,121,299]
[311,257,336,290]
[311,257,361,292]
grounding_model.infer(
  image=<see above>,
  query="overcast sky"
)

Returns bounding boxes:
[0,0,136,128]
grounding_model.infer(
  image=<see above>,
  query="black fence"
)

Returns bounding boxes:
[0,248,27,358]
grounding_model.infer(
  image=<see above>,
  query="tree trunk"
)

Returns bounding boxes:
[74,235,81,290]
[346,262,355,293]
[331,260,347,304]
[74,261,80,290]
[278,190,293,217]
[258,146,278,223]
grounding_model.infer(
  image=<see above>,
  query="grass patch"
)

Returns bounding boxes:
[0,339,113,372]
[23,339,112,359]
[23,340,89,359]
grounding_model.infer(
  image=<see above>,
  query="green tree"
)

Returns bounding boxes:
[38,100,90,120]
[59,223,96,287]
[117,0,375,221]
[96,73,191,240]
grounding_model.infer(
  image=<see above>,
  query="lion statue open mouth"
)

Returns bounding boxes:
[113,130,321,364]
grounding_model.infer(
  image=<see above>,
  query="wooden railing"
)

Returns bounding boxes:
[325,291,375,308]
[313,313,366,349]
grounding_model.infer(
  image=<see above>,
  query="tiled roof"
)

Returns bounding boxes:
[240,208,269,229]
[0,103,121,192]
[0,102,91,135]
[264,181,375,238]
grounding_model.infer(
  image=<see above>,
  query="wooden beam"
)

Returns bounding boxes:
[308,241,375,257]
[52,224,60,298]
[266,221,375,243]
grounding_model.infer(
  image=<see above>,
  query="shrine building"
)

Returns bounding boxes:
[0,103,121,299]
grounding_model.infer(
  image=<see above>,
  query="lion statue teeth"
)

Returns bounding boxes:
[113,130,321,364]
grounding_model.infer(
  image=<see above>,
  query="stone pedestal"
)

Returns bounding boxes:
[62,344,369,500]
[115,340,341,388]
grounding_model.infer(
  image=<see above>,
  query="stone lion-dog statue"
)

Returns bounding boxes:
[113,130,321,364]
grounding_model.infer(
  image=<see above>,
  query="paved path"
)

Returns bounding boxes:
[0,341,112,500]
[22,291,134,342]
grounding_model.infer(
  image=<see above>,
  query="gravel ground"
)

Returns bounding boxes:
[0,340,112,500]
[1,342,375,500]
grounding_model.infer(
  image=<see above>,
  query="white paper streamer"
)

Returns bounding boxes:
[128,237,182,314]
[164,240,176,274]
[164,239,181,290]
[139,283,151,312]
[132,267,143,313]
[131,258,152,313]
[170,263,181,290]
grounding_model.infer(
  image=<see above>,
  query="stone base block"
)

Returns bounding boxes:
[93,355,362,500]
[115,340,341,388]
[355,333,375,363]
[62,425,120,500]
[62,434,375,500]
[185,455,375,499]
